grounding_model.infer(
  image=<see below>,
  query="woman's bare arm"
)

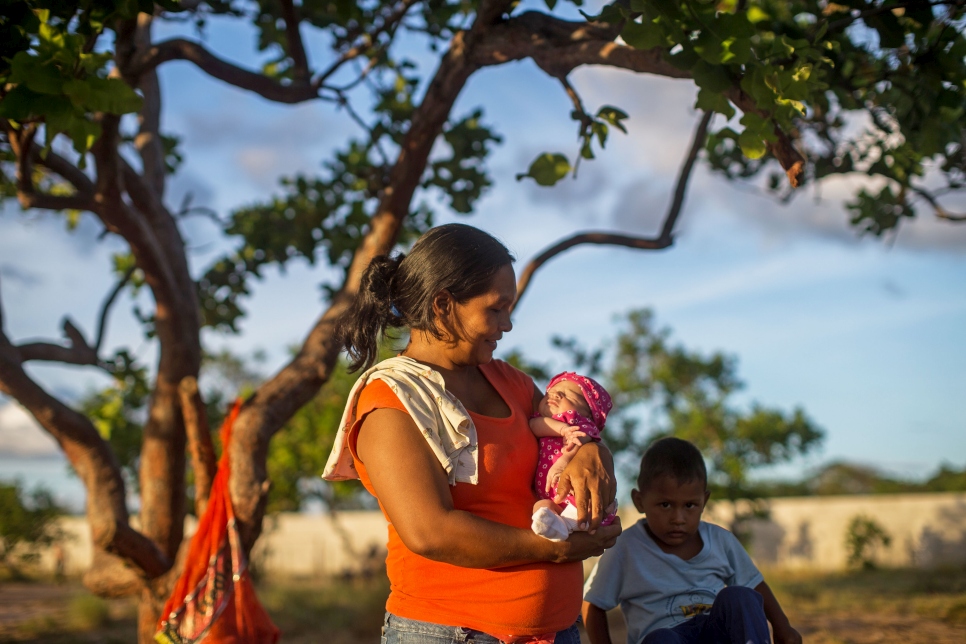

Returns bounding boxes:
[357,407,620,568]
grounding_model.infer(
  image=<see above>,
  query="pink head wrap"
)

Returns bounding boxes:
[546,372,612,430]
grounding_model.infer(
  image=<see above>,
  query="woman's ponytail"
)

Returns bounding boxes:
[337,253,405,372]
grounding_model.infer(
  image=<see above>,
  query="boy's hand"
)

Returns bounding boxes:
[772,623,803,644]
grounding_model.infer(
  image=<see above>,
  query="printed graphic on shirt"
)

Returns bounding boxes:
[665,589,718,625]
[680,603,713,618]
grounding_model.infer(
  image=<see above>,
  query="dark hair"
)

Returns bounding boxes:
[637,437,708,491]
[337,223,515,372]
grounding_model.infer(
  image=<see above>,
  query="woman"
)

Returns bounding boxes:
[329,224,621,643]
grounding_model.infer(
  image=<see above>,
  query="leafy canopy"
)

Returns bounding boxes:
[519,0,966,237]
[551,309,825,502]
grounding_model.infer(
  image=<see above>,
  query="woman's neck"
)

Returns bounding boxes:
[402,333,476,384]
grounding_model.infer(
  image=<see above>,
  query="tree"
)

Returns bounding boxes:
[0,0,963,640]
[553,309,825,506]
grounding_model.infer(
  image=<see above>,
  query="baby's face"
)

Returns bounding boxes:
[540,380,592,419]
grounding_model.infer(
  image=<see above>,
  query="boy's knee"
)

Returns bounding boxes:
[641,628,682,644]
[715,585,762,609]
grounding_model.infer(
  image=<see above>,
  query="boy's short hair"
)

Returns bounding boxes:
[637,437,708,491]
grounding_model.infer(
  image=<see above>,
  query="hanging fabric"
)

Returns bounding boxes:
[155,401,280,644]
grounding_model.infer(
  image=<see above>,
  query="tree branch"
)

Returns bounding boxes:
[31,145,96,196]
[4,123,99,213]
[0,307,170,583]
[131,39,318,103]
[826,0,964,33]
[473,12,805,187]
[912,185,966,221]
[279,0,310,83]
[134,14,167,199]
[95,265,136,355]
[514,109,713,308]
[725,88,805,187]
[17,318,99,367]
[228,2,516,552]
[313,0,419,89]
[178,376,216,517]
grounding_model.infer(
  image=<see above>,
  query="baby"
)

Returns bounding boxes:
[530,372,617,541]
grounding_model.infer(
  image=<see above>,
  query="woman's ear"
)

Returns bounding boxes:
[432,290,459,342]
[432,289,452,318]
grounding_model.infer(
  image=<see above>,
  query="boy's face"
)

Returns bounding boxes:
[539,380,592,419]
[631,474,710,551]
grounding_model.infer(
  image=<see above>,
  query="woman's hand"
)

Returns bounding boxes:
[551,516,622,563]
[553,441,616,533]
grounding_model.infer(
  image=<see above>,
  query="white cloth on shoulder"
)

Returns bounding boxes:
[321,356,479,486]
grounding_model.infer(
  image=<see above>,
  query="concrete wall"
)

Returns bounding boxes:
[642,491,966,571]
[28,492,966,578]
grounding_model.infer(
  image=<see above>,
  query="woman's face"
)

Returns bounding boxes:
[443,264,516,365]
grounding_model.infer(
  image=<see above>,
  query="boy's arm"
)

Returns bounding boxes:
[581,600,613,644]
[754,581,802,644]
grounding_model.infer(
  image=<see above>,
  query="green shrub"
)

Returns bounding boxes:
[845,515,892,570]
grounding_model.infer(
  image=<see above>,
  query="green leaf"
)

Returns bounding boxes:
[621,19,667,51]
[692,61,733,93]
[0,86,56,120]
[62,77,143,115]
[746,6,769,24]
[9,52,65,95]
[517,153,572,186]
[694,30,726,64]
[696,88,736,119]
[597,106,629,133]
[738,128,767,159]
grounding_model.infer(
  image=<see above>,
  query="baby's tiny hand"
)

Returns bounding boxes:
[563,426,588,445]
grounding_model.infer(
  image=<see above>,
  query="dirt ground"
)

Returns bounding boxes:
[1,567,965,643]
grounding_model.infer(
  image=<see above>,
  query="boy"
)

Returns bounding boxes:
[582,437,801,644]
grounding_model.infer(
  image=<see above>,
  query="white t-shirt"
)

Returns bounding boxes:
[583,519,764,644]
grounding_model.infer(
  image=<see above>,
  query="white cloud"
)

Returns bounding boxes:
[0,402,60,457]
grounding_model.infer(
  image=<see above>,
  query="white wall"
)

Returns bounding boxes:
[29,492,966,578]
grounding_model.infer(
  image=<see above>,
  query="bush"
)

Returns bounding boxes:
[0,481,64,576]
[845,515,892,570]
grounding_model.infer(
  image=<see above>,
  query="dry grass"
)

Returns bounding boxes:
[259,574,390,644]
[2,567,965,643]
[583,567,966,644]
[767,567,966,644]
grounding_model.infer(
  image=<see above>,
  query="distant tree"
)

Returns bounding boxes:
[1,0,964,639]
[0,482,64,578]
[921,463,966,492]
[744,459,966,497]
[554,309,825,505]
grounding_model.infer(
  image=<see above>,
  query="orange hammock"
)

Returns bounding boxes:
[155,402,280,644]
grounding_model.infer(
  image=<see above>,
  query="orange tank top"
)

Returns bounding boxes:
[347,359,583,636]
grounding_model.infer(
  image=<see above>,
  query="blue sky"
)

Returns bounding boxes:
[2,8,965,510]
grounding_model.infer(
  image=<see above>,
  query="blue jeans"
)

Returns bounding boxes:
[380,613,581,644]
[641,586,770,644]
